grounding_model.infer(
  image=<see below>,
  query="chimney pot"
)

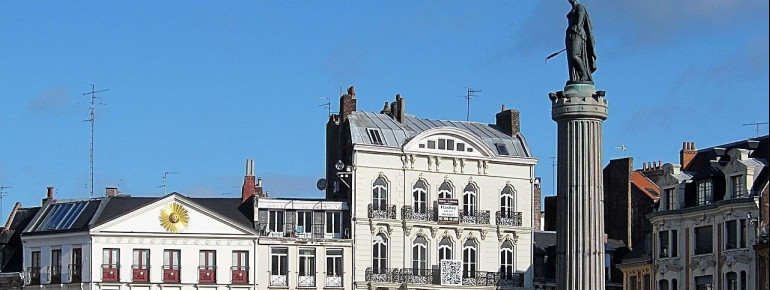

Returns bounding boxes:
[347,86,355,96]
[47,186,54,199]
[105,187,119,197]
[501,104,506,112]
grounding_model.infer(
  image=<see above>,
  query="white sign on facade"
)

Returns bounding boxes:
[440,259,463,286]
[438,198,459,224]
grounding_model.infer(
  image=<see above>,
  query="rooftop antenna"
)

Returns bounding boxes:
[743,122,768,137]
[0,185,11,219]
[319,96,331,116]
[158,171,179,195]
[461,87,481,121]
[82,84,109,198]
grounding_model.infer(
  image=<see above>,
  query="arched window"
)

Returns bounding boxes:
[726,272,737,290]
[438,237,453,262]
[500,240,514,279]
[372,177,388,210]
[462,239,477,278]
[672,279,678,290]
[372,234,388,273]
[659,279,669,290]
[740,271,746,290]
[500,185,515,217]
[412,236,428,272]
[438,181,453,199]
[463,183,477,215]
[413,180,428,214]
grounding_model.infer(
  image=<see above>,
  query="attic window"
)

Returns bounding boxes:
[367,129,384,145]
[495,143,509,155]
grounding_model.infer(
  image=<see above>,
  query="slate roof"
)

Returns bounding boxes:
[0,206,40,272]
[347,111,532,157]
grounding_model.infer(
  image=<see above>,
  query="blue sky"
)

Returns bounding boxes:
[1,1,768,220]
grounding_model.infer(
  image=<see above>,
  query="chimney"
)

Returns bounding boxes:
[533,177,542,230]
[339,86,357,121]
[105,187,119,197]
[395,94,405,123]
[42,186,54,205]
[680,142,696,169]
[380,102,391,114]
[242,159,256,202]
[255,178,264,198]
[495,105,521,136]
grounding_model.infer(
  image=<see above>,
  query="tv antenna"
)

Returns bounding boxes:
[319,96,331,116]
[0,186,11,219]
[743,122,768,137]
[461,87,481,121]
[82,84,110,198]
[158,171,179,195]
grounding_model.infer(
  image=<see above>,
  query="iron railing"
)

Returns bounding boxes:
[131,264,150,282]
[101,264,120,282]
[461,210,490,224]
[297,272,316,287]
[496,211,523,226]
[365,267,399,283]
[269,271,288,286]
[27,267,41,285]
[230,266,249,284]
[69,264,82,283]
[368,204,397,219]
[402,205,435,221]
[49,265,62,283]
[325,272,344,287]
[364,267,523,287]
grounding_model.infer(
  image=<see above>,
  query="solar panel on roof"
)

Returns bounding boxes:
[35,201,90,231]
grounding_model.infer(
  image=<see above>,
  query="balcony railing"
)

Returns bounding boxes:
[199,266,216,283]
[325,272,343,288]
[297,272,316,287]
[27,267,41,285]
[269,271,288,286]
[364,267,523,287]
[499,272,525,287]
[399,268,435,284]
[365,267,399,283]
[102,264,120,282]
[461,210,490,224]
[69,264,82,283]
[496,211,523,226]
[402,205,435,221]
[132,265,150,282]
[163,265,180,283]
[231,266,249,284]
[368,204,397,219]
[49,265,62,283]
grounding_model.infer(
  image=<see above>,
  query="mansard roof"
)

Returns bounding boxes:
[347,111,531,157]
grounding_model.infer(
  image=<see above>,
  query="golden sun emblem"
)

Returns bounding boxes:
[159,203,189,233]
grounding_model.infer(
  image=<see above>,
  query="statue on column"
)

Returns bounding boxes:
[565,0,596,84]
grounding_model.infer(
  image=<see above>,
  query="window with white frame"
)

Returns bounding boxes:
[438,181,453,199]
[268,210,285,234]
[271,248,288,276]
[412,236,428,272]
[326,211,342,237]
[439,237,453,262]
[500,240,514,279]
[731,175,744,198]
[665,188,676,210]
[326,249,343,277]
[462,239,477,278]
[725,219,748,249]
[297,211,313,235]
[199,250,216,271]
[298,249,315,278]
[413,180,428,214]
[500,185,514,217]
[658,230,678,258]
[697,181,713,206]
[373,234,388,273]
[463,183,477,215]
[103,248,119,269]
[373,177,388,210]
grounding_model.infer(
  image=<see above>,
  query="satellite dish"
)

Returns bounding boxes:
[316,178,328,191]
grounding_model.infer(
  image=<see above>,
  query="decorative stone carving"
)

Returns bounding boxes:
[455,228,463,240]
[401,155,408,169]
[427,155,433,171]
[482,160,489,174]
[403,221,413,236]
[434,157,441,171]
[689,254,716,271]
[416,228,426,238]
[480,229,488,240]
[431,227,439,239]
[459,159,466,173]
[477,160,483,174]
[654,259,682,274]
[720,249,752,267]
[409,155,415,169]
[453,158,459,173]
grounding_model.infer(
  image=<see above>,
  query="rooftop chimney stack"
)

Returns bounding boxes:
[680,142,696,169]
[339,86,357,122]
[495,105,521,136]
[242,159,257,202]
[105,187,118,197]
[42,186,54,205]
[396,94,405,123]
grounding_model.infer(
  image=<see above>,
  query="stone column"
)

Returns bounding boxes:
[549,84,608,290]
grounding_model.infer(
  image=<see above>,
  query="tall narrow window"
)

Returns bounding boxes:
[163,249,181,283]
[30,251,41,284]
[740,271,746,290]
[500,241,514,279]
[731,175,744,198]
[500,185,514,217]
[326,249,343,287]
[438,181,453,199]
[268,210,285,236]
[463,239,477,278]
[695,226,713,255]
[697,181,713,206]
[372,177,388,210]
[463,183,477,215]
[672,279,678,290]
[726,220,738,249]
[199,250,216,283]
[270,248,288,286]
[71,248,82,283]
[438,237,453,262]
[726,272,738,290]
[659,231,670,257]
[102,248,120,282]
[326,211,342,238]
[413,180,428,214]
[412,236,428,272]
[51,249,62,283]
[132,249,150,282]
[298,249,316,287]
[671,230,678,257]
[739,219,747,248]
[666,188,676,210]
[231,251,249,284]
[659,279,670,290]
[297,211,313,237]
[372,234,388,273]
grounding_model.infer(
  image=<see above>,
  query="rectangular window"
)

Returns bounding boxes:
[666,188,676,210]
[697,181,713,206]
[326,249,344,287]
[367,129,384,145]
[71,248,83,283]
[726,220,738,249]
[199,250,216,283]
[695,226,713,255]
[695,275,713,290]
[30,251,41,284]
[270,248,288,286]
[438,138,446,150]
[643,274,651,290]
[446,139,455,150]
[427,140,436,149]
[132,249,150,282]
[732,175,744,198]
[659,231,669,258]
[268,210,285,236]
[456,143,465,151]
[102,248,120,282]
[298,249,316,287]
[297,211,313,237]
[231,251,249,284]
[326,211,341,237]
[51,249,62,283]
[671,230,678,257]
[495,143,509,155]
[739,219,747,248]
[163,249,181,283]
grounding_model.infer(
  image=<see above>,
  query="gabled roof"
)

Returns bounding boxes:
[0,205,40,272]
[631,171,660,200]
[347,111,532,157]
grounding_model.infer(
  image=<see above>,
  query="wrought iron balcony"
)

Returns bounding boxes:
[269,271,288,286]
[496,211,523,226]
[231,266,249,284]
[401,205,435,221]
[499,272,525,287]
[399,268,435,284]
[365,267,400,283]
[368,204,397,219]
[325,271,344,287]
[27,267,41,285]
[101,264,120,282]
[132,264,150,282]
[49,265,62,283]
[69,264,82,283]
[461,210,490,224]
[297,272,316,287]
[198,265,217,283]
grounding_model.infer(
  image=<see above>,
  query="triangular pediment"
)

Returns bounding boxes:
[91,194,255,235]
[723,159,749,175]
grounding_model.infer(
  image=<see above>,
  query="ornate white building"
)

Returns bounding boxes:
[326,88,538,289]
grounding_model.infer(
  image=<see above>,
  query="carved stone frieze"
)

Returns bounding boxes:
[689,254,716,271]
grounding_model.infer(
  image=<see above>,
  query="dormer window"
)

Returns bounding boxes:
[367,129,384,145]
[697,181,713,206]
[495,143,509,155]
[731,175,744,198]
[665,188,676,210]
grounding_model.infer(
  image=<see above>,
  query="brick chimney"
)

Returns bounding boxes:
[105,187,119,197]
[388,94,406,123]
[680,142,696,169]
[339,86,357,121]
[242,159,256,202]
[42,186,54,205]
[533,177,542,230]
[495,105,521,136]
